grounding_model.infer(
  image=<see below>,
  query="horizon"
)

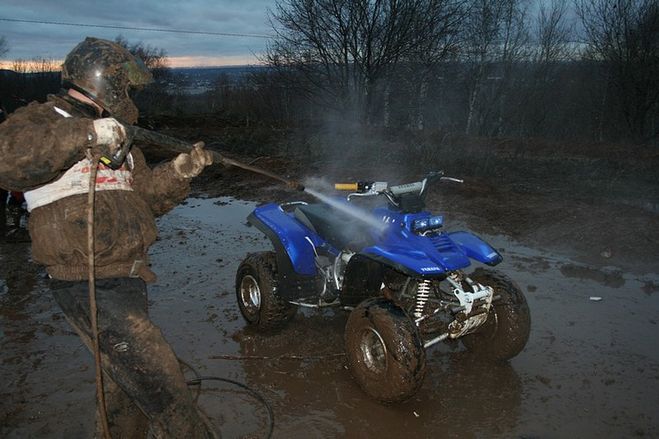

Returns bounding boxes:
[0,58,266,72]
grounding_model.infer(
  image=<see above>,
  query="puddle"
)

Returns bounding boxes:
[2,196,659,438]
[173,197,257,229]
[559,263,626,288]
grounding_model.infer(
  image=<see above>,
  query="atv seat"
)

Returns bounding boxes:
[294,203,373,250]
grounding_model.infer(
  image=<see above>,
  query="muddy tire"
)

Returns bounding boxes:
[461,268,531,361]
[345,298,426,403]
[236,252,296,332]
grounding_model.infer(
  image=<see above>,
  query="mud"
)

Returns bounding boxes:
[2,181,659,437]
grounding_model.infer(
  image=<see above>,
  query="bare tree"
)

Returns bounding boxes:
[113,36,173,114]
[535,0,573,64]
[10,58,58,75]
[404,0,466,129]
[515,0,574,137]
[461,0,530,137]
[114,35,169,70]
[266,0,467,123]
[577,0,659,142]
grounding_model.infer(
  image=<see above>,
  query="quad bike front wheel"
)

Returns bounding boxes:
[461,268,531,361]
[345,298,426,403]
[235,252,296,332]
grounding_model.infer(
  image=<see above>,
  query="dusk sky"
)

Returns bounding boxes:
[0,0,275,67]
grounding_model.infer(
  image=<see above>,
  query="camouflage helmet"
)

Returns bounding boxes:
[61,37,152,123]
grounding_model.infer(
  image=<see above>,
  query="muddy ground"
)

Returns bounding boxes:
[1,151,658,438]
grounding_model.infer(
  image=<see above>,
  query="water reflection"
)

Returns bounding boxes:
[0,233,38,333]
[0,220,41,431]
[231,311,523,438]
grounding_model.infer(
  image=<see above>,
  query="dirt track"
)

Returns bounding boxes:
[1,166,658,437]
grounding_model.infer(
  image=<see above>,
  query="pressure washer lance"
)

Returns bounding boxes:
[100,124,305,191]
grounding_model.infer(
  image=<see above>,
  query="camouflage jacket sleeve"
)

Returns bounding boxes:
[130,147,191,217]
[0,101,97,191]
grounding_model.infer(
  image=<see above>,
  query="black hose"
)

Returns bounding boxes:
[179,360,274,439]
[86,151,111,439]
[178,358,202,402]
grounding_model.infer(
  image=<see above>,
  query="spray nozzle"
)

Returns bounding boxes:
[288,180,306,191]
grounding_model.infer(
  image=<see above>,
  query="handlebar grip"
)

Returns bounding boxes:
[388,181,424,196]
[335,183,358,191]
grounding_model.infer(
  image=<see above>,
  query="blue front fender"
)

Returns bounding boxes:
[361,230,501,277]
[361,227,471,277]
[448,231,502,266]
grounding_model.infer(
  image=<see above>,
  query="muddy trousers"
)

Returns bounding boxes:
[50,278,212,438]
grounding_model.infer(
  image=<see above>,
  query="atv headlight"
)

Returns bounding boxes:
[413,215,443,232]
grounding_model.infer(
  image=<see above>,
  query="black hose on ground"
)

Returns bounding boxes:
[188,377,275,439]
[179,358,275,439]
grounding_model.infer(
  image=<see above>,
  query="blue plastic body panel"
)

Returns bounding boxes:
[250,203,326,275]
[448,231,502,266]
[364,208,469,275]
[251,203,501,277]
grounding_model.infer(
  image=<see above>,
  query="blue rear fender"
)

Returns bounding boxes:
[248,203,325,276]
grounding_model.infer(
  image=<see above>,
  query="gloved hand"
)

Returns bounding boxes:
[92,118,126,153]
[173,142,213,179]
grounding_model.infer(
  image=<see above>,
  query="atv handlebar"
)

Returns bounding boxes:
[335,183,359,191]
[337,171,463,202]
[439,177,464,184]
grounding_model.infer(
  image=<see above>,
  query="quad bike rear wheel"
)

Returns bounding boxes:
[236,252,296,332]
[461,268,531,361]
[345,298,426,403]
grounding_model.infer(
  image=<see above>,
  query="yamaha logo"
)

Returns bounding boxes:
[420,266,440,272]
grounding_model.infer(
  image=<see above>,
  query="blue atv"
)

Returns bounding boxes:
[235,171,530,402]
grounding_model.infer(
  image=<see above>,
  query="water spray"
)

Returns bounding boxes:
[303,181,388,233]
[115,125,403,232]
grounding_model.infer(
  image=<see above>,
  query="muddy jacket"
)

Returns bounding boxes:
[0,94,190,282]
